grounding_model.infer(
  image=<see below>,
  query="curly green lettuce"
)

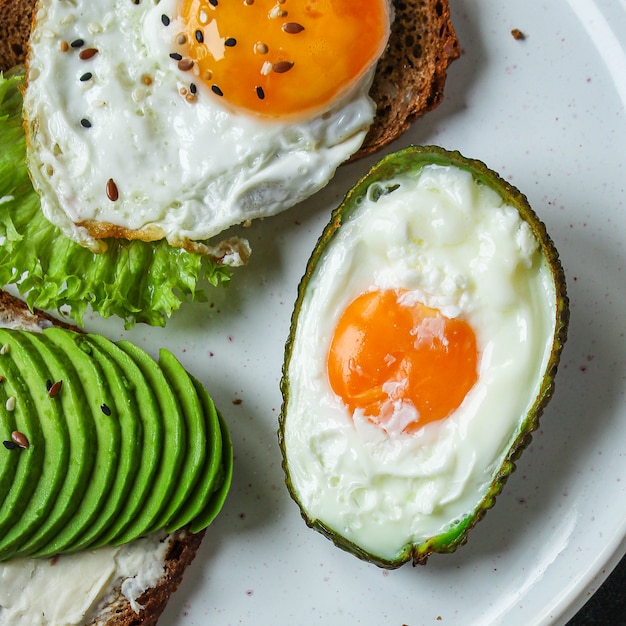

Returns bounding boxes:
[0,71,232,328]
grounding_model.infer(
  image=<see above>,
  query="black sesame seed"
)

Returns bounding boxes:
[101,403,111,416]
[80,118,92,128]
[161,14,170,26]
[225,37,237,47]
[80,72,93,82]
[212,84,223,96]
[169,52,183,61]
[209,0,218,6]
[46,379,52,391]
[195,29,204,43]
[255,85,265,100]
[3,440,18,450]
[70,38,85,48]
[190,82,197,94]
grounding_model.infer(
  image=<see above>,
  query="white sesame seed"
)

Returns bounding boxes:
[199,10,209,24]
[0,344,8,355]
[260,61,273,76]
[6,396,16,411]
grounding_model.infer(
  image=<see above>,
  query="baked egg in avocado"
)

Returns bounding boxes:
[279,145,569,568]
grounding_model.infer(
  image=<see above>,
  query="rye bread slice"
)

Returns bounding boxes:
[0,289,207,626]
[0,0,459,157]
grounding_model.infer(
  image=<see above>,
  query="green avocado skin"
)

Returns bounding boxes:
[0,327,232,561]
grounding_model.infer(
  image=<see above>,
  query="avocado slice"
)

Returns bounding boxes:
[279,145,570,568]
[61,335,143,553]
[0,360,20,509]
[105,340,187,546]
[0,331,46,549]
[142,349,207,534]
[83,335,163,549]
[26,328,120,558]
[188,405,233,534]
[165,377,226,532]
[8,329,97,557]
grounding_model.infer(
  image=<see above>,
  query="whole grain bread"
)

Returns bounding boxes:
[0,0,459,157]
[0,289,207,626]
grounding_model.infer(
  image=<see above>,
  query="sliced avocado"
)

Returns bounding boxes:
[79,334,163,549]
[0,364,20,510]
[61,334,143,553]
[26,328,121,558]
[11,332,96,556]
[165,376,224,532]
[142,349,207,534]
[9,330,96,557]
[104,340,186,546]
[0,331,46,548]
[189,406,233,534]
[0,330,70,558]
[279,145,570,568]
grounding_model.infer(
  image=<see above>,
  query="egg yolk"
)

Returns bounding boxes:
[175,0,390,117]
[327,289,479,434]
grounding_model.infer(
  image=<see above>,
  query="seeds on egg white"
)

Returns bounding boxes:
[161,14,170,27]
[212,84,224,96]
[79,72,93,82]
[79,47,98,60]
[106,179,119,202]
[190,83,197,94]
[80,118,92,128]
[70,38,85,48]
[59,40,69,52]
[169,52,183,61]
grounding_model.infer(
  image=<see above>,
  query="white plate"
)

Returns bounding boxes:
[84,0,626,624]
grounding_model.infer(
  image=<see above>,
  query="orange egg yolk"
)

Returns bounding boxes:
[174,0,390,118]
[327,289,479,434]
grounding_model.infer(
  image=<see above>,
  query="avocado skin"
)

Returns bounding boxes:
[0,327,233,561]
[278,145,570,569]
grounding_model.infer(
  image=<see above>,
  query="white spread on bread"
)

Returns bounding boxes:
[0,533,170,625]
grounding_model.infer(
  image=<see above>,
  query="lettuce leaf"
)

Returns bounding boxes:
[0,71,231,328]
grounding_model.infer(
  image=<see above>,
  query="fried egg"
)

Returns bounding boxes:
[23,0,391,257]
[282,159,559,563]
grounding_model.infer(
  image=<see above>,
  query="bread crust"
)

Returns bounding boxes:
[0,289,207,626]
[0,0,458,158]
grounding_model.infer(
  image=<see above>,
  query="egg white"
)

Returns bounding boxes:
[23,0,382,254]
[283,165,557,561]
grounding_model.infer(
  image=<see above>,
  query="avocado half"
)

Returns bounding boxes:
[278,145,570,569]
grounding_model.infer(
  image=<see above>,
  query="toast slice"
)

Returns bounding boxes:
[0,0,459,158]
[0,289,211,625]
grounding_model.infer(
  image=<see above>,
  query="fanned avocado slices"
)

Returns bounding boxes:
[0,326,233,561]
[279,145,569,568]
